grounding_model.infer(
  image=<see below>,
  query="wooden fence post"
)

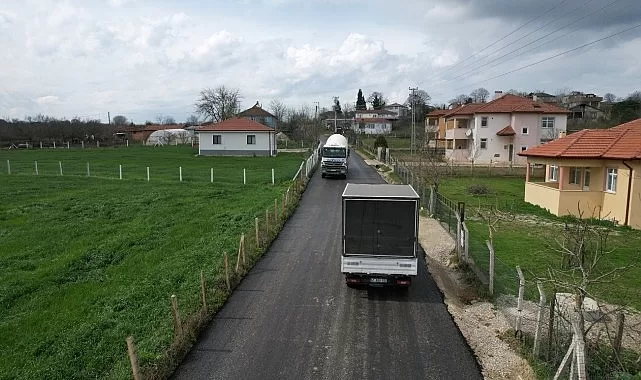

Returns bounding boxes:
[224,252,230,291]
[265,209,270,236]
[547,293,557,361]
[533,281,547,356]
[274,198,278,221]
[486,240,495,296]
[126,337,142,380]
[171,295,183,338]
[200,270,207,313]
[241,234,246,266]
[282,193,286,214]
[515,266,525,337]
[613,312,625,354]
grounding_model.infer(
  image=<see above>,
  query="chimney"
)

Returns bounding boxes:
[558,131,567,139]
[493,90,503,100]
[533,95,538,102]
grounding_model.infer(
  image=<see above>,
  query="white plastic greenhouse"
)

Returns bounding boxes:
[146,129,195,146]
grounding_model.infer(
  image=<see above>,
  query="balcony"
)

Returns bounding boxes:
[524,182,603,217]
[445,128,471,140]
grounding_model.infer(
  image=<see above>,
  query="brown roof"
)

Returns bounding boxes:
[475,94,569,114]
[385,103,407,108]
[237,102,277,118]
[444,103,486,117]
[196,118,273,132]
[496,125,516,136]
[426,109,448,117]
[519,118,641,159]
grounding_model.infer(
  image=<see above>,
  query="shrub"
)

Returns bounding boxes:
[467,183,490,195]
[373,135,388,149]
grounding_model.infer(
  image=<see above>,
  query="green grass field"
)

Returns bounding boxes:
[438,177,641,310]
[0,146,308,379]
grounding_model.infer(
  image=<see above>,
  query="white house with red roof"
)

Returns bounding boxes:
[196,118,276,156]
[519,118,641,229]
[384,102,408,118]
[351,117,392,135]
[431,94,569,164]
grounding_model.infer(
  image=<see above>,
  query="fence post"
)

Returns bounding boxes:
[81,141,84,149]
[147,167,150,182]
[265,209,270,236]
[429,186,435,215]
[6,160,10,175]
[547,293,557,361]
[282,193,286,215]
[40,141,43,149]
[486,240,495,296]
[210,168,213,183]
[243,168,246,185]
[171,294,183,338]
[35,161,38,175]
[241,234,246,266]
[272,168,275,185]
[515,266,525,336]
[533,281,547,356]
[53,141,56,149]
[462,222,470,263]
[119,165,122,180]
[613,312,625,354]
[200,270,207,313]
[180,167,183,182]
[126,337,142,380]
[274,198,278,221]
[59,161,63,176]
[67,141,70,149]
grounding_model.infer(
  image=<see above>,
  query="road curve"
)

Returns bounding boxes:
[172,148,482,380]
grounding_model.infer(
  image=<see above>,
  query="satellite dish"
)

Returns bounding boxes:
[465,129,473,137]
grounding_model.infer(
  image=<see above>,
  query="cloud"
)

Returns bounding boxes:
[107,0,137,7]
[0,11,15,27]
[35,95,60,105]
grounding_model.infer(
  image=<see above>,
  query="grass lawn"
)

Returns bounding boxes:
[438,176,641,310]
[0,147,307,379]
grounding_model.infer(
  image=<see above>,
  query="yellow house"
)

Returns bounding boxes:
[519,118,641,229]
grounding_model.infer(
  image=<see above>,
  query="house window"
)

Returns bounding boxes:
[549,165,559,182]
[213,135,222,144]
[520,146,527,152]
[542,117,555,129]
[481,117,488,127]
[247,135,256,145]
[480,138,488,149]
[606,168,618,192]
[569,167,581,185]
[522,127,529,135]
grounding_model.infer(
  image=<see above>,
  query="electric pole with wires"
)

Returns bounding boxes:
[409,87,418,155]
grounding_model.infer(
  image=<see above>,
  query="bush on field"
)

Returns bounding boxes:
[467,183,490,196]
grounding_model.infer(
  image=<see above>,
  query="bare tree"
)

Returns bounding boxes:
[112,115,128,126]
[602,93,617,103]
[162,116,175,125]
[470,88,490,103]
[406,89,432,122]
[185,114,199,126]
[367,91,387,109]
[449,94,470,106]
[195,86,241,122]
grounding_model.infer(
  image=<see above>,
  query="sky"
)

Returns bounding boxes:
[1,0,640,123]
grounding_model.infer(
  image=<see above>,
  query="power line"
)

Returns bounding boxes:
[419,0,572,85]
[449,0,620,82]
[451,21,641,92]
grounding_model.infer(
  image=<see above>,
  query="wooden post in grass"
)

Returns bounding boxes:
[265,209,270,236]
[200,270,207,313]
[81,141,84,149]
[285,188,290,205]
[272,168,275,185]
[533,281,546,357]
[53,141,56,149]
[119,165,123,180]
[67,141,70,149]
[613,312,625,354]
[59,161,63,176]
[35,161,38,175]
[486,240,495,296]
[6,160,10,175]
[147,167,150,182]
[86,162,90,177]
[547,293,556,361]
[126,336,142,380]
[241,234,246,266]
[180,167,183,182]
[210,168,214,183]
[40,141,42,149]
[243,169,246,185]
[515,266,525,338]
[224,252,230,291]
[170,295,183,338]
[255,217,260,248]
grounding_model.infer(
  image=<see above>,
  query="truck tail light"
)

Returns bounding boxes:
[346,277,362,284]
[396,279,411,286]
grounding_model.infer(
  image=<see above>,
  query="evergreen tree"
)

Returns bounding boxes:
[356,89,367,110]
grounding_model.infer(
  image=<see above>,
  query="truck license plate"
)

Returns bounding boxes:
[370,278,387,283]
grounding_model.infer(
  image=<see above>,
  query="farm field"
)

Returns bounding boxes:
[0,147,307,379]
[438,176,641,310]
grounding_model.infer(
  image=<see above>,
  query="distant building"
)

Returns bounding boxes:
[196,118,276,156]
[384,103,409,118]
[237,101,278,130]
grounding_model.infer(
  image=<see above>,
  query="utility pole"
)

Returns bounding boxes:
[314,101,319,119]
[409,87,418,155]
[108,112,111,125]
[333,96,339,133]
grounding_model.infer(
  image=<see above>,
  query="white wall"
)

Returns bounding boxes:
[199,131,275,155]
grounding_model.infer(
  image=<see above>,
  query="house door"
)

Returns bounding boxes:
[508,144,514,162]
[583,168,591,191]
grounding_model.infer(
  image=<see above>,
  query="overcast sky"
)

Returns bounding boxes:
[1,0,640,123]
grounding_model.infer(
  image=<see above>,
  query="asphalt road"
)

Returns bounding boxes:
[172,149,482,380]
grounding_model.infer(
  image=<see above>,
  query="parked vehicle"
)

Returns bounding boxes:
[341,183,419,288]
[321,134,349,178]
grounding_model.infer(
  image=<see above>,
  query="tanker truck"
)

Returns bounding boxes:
[321,134,349,178]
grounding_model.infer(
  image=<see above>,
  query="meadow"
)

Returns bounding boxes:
[0,146,308,379]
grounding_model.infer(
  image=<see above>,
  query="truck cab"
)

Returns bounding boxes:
[321,134,349,179]
[341,183,420,288]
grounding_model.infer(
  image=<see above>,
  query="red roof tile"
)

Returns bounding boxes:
[496,125,516,136]
[426,109,448,117]
[444,103,486,117]
[237,102,277,118]
[196,118,273,132]
[476,94,569,114]
[520,118,641,159]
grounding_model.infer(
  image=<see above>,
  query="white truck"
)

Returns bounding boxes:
[321,134,349,178]
[341,183,420,288]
